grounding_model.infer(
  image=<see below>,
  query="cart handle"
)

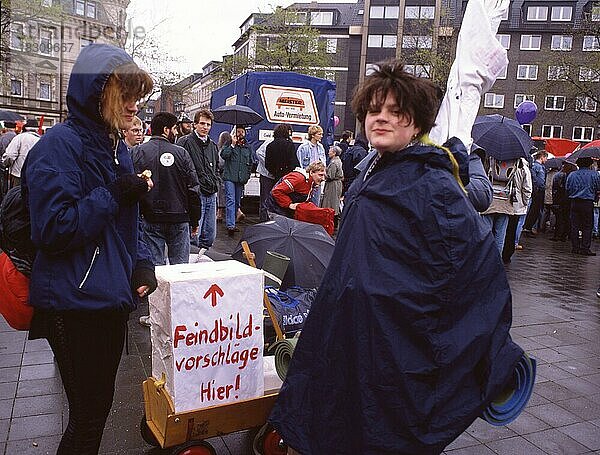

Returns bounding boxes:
[241,241,285,341]
[154,372,166,392]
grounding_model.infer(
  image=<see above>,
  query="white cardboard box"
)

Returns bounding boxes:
[149,261,265,413]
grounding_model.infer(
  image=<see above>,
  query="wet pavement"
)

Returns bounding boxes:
[1,211,600,454]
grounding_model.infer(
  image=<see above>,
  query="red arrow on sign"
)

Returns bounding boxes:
[203,284,224,307]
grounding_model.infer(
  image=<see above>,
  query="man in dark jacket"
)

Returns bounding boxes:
[178,109,220,249]
[566,157,600,255]
[132,112,200,265]
[523,150,548,235]
[340,133,368,195]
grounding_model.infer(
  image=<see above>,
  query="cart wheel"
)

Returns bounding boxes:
[263,429,287,455]
[171,441,217,455]
[140,413,160,447]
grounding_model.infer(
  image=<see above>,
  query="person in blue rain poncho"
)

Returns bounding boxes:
[22,44,156,453]
[269,61,523,455]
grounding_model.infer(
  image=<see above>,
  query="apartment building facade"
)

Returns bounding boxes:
[1,0,129,128]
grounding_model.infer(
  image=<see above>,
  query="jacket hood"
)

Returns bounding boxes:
[66,44,134,127]
[353,133,369,150]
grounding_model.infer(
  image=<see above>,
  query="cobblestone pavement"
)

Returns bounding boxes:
[1,214,599,454]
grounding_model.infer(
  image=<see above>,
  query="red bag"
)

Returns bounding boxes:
[294,202,335,236]
[0,252,32,330]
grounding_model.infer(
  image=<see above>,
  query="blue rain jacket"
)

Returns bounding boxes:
[22,44,153,312]
[270,142,523,454]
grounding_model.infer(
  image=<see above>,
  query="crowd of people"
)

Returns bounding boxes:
[1,41,600,455]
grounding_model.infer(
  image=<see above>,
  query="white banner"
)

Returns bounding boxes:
[150,261,264,413]
[259,84,320,126]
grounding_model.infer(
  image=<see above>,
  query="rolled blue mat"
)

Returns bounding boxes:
[482,353,536,426]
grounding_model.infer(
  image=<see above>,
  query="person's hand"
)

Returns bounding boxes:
[289,203,299,210]
[107,174,149,206]
[137,285,150,298]
[191,226,199,236]
[231,134,238,146]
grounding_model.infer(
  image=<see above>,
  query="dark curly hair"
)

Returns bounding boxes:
[351,60,441,135]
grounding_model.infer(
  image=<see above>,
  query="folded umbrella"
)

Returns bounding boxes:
[213,104,263,126]
[471,115,533,161]
[232,215,335,290]
[482,353,536,426]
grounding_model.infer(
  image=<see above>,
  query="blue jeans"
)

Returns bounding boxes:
[515,214,526,245]
[594,207,599,235]
[485,213,509,253]
[224,180,243,229]
[142,220,190,265]
[192,193,217,249]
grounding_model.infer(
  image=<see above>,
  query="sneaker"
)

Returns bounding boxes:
[139,316,151,327]
[515,244,523,250]
[596,288,600,299]
[236,209,246,222]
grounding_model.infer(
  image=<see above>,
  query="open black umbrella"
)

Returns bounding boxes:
[472,115,533,161]
[544,157,564,170]
[565,146,600,163]
[232,215,335,290]
[213,105,263,126]
[0,110,24,122]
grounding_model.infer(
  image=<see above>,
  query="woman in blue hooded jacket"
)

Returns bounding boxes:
[22,44,155,453]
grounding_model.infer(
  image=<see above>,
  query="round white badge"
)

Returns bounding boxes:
[160,153,175,167]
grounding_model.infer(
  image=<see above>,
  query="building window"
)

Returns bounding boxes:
[551,35,572,50]
[548,65,569,80]
[579,67,600,81]
[10,79,23,96]
[541,125,563,138]
[517,64,538,80]
[39,29,53,55]
[514,94,535,108]
[365,63,379,76]
[484,93,504,108]
[520,35,541,50]
[310,11,333,25]
[326,38,337,53]
[593,5,600,21]
[405,6,435,19]
[370,6,384,18]
[285,11,307,25]
[402,35,432,48]
[80,37,94,49]
[551,6,572,21]
[583,35,600,51]
[382,35,397,48]
[576,96,597,112]
[496,34,511,49]
[39,81,51,100]
[497,66,508,79]
[308,38,319,53]
[367,34,382,47]
[527,6,548,21]
[42,0,52,6]
[544,95,565,110]
[522,124,533,135]
[405,64,431,78]
[75,0,96,18]
[573,126,594,141]
[385,6,400,18]
[10,23,24,50]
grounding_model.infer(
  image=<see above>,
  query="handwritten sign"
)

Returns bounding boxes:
[149,261,264,413]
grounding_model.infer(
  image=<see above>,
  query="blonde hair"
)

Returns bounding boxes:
[307,125,323,141]
[131,116,142,128]
[306,161,325,174]
[101,63,153,131]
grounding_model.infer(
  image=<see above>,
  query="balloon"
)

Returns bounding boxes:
[334,115,340,128]
[515,101,537,125]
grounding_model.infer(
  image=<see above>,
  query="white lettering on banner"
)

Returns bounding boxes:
[260,84,320,126]
[282,310,310,327]
[149,261,264,413]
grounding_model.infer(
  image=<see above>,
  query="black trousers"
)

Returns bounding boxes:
[41,310,128,454]
[570,198,594,252]
[524,188,545,231]
[259,175,276,222]
[502,215,519,263]
[553,201,570,240]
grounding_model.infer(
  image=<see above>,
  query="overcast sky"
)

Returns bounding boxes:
[127,0,358,76]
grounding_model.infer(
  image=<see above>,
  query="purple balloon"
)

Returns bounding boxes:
[515,101,538,125]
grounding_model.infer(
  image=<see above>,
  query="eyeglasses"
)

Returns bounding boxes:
[130,128,143,134]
